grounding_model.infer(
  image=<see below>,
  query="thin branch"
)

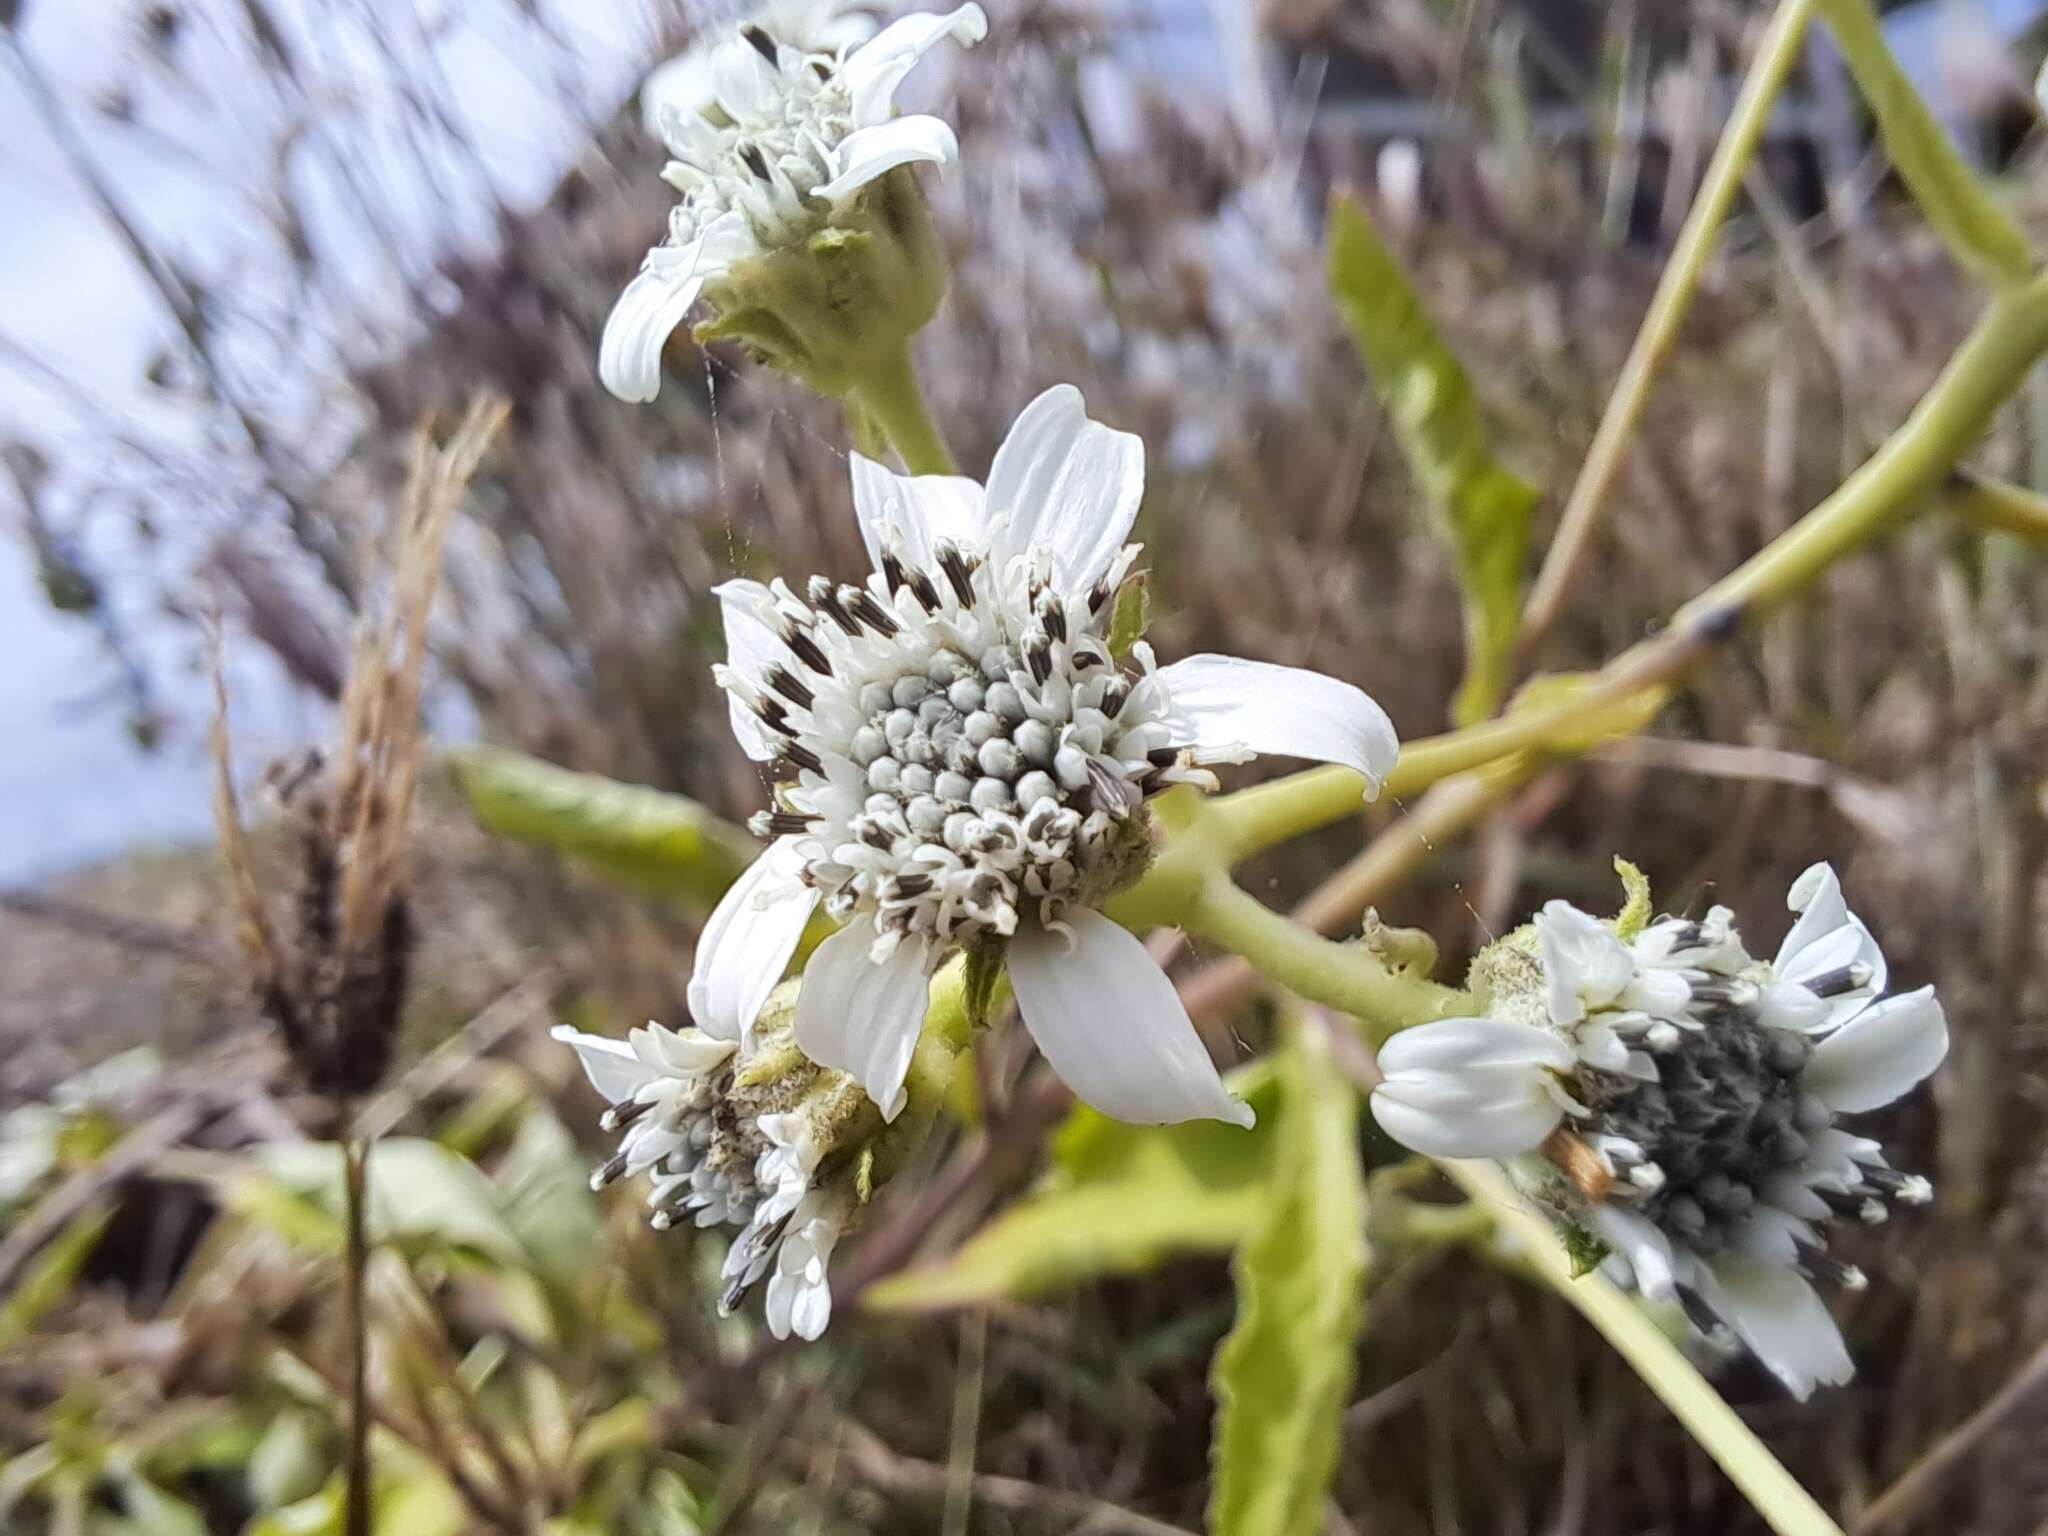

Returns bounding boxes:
[1518,0,1822,651]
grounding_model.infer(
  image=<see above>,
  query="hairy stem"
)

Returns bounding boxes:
[854,342,958,475]
[1520,0,1821,648]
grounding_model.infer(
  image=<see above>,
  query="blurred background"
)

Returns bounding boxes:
[5,0,2048,1532]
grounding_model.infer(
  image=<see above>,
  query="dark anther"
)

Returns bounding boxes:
[908,568,942,613]
[594,1152,628,1188]
[777,743,824,776]
[1042,600,1068,642]
[1086,759,1138,816]
[600,1098,653,1133]
[766,665,815,709]
[759,810,815,836]
[811,59,833,80]
[1147,746,1179,768]
[859,822,895,851]
[1101,680,1129,717]
[1088,577,1115,614]
[809,576,860,635]
[742,24,777,60]
[938,543,976,606]
[782,624,832,676]
[740,143,771,181]
[846,587,900,636]
[891,872,934,897]
[881,552,908,594]
[1027,640,1053,685]
[757,696,796,736]
[1803,963,1870,999]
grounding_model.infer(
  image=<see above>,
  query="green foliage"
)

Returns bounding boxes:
[0,1205,112,1348]
[447,746,757,911]
[1328,195,1539,725]
[1107,571,1150,660]
[1209,1024,1367,1536]
[1612,857,1653,942]
[863,1064,1282,1311]
[238,1138,524,1263]
[1816,0,2034,288]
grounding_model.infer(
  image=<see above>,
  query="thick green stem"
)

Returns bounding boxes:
[852,342,957,475]
[1174,875,1466,1041]
[1205,268,2048,864]
[1443,1160,1845,1536]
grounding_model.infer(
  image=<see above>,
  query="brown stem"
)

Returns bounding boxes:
[342,1127,373,1536]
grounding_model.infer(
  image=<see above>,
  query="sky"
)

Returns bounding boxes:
[0,0,658,883]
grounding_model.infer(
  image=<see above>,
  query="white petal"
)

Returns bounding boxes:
[710,35,783,120]
[641,48,718,136]
[599,255,708,404]
[714,579,797,760]
[633,1021,738,1075]
[816,115,959,203]
[1535,901,1633,1024]
[686,839,820,1043]
[1777,917,1886,1033]
[551,1025,658,1104]
[1806,986,1948,1114]
[1587,1206,1678,1302]
[1376,1017,1573,1076]
[1728,1206,1814,1266]
[842,3,987,127]
[793,926,932,1120]
[1369,1072,1562,1158]
[1009,911,1253,1127]
[1776,862,1849,967]
[1155,655,1399,796]
[1692,1257,1853,1400]
[983,384,1144,597]
[848,454,986,570]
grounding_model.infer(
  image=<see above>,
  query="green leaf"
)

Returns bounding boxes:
[1107,571,1150,660]
[863,1065,1281,1311]
[1209,1024,1367,1536]
[1328,196,1539,725]
[0,1203,112,1347]
[1612,857,1653,943]
[447,747,758,912]
[1817,0,2032,288]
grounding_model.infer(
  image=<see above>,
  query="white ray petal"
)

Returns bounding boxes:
[686,839,820,1043]
[842,3,988,127]
[793,926,933,1120]
[1155,655,1398,794]
[816,115,959,203]
[1693,1257,1854,1400]
[551,1025,660,1104]
[1806,986,1948,1114]
[848,454,986,571]
[983,384,1144,598]
[1009,911,1253,1127]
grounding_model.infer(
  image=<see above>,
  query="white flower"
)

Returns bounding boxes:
[1369,863,1947,1399]
[639,1,879,136]
[554,1015,864,1340]
[693,384,1399,1129]
[602,4,987,402]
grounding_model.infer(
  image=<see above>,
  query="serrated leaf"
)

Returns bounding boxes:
[863,1065,1281,1312]
[1329,196,1539,725]
[1817,0,2032,288]
[447,747,757,912]
[1209,1025,1367,1536]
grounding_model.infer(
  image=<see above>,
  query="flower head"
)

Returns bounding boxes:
[1371,863,1947,1398]
[554,985,876,1340]
[602,4,986,402]
[693,385,1398,1130]
[638,2,879,136]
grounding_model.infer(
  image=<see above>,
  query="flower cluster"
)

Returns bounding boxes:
[1371,864,1947,1397]
[554,986,878,1340]
[689,384,1398,1130]
[601,3,985,402]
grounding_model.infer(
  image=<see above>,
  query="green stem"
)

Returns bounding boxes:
[853,341,957,475]
[1173,875,1466,1041]
[1950,470,2048,544]
[1443,1160,1845,1536]
[1205,268,2048,865]
[1520,0,1821,647]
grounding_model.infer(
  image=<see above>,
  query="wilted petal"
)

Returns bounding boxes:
[686,839,820,1043]
[1009,910,1253,1127]
[1693,1257,1854,1400]
[551,1025,660,1104]
[816,115,959,202]
[1807,986,1948,1114]
[983,384,1144,597]
[793,926,933,1120]
[842,3,988,127]
[1155,655,1398,794]
[848,454,985,572]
